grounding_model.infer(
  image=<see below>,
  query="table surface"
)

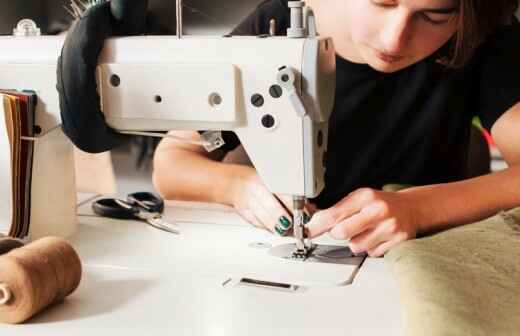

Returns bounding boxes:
[1,198,402,335]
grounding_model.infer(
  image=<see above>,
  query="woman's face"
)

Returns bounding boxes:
[307,0,459,73]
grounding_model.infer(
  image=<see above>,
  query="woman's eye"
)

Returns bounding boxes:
[370,0,396,8]
[420,13,455,25]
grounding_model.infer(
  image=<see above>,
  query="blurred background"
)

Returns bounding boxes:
[1,0,518,35]
[0,0,261,35]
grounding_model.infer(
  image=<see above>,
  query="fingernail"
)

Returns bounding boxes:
[274,225,287,236]
[279,216,293,229]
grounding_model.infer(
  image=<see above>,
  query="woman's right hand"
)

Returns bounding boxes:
[228,167,313,236]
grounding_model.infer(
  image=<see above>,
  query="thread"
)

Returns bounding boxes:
[176,0,183,38]
[0,237,82,324]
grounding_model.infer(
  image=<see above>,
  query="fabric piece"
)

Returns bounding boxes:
[3,96,21,237]
[223,0,520,209]
[0,92,37,238]
[0,96,13,235]
[385,208,520,336]
[1,91,36,238]
[382,184,413,192]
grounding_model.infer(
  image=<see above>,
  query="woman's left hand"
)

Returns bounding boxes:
[306,188,424,257]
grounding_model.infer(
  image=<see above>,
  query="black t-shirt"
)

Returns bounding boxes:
[221,0,520,208]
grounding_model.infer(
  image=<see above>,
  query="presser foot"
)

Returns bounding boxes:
[269,243,362,265]
[291,196,311,260]
[291,243,316,261]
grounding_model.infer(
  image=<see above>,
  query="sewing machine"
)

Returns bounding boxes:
[0,5,403,333]
[0,2,335,258]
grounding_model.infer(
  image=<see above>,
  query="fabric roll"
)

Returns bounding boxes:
[385,208,520,336]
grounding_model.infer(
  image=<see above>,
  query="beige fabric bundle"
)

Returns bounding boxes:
[386,208,520,336]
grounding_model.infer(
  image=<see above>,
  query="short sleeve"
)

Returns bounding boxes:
[194,130,240,153]
[218,131,241,153]
[476,19,520,131]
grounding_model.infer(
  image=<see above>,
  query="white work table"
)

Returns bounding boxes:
[1,197,402,335]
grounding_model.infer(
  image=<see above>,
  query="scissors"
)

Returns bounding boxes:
[92,192,180,234]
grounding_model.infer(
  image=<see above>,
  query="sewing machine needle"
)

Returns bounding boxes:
[292,196,313,259]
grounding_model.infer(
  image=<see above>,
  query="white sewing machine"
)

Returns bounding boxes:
[0,6,404,334]
[0,2,335,258]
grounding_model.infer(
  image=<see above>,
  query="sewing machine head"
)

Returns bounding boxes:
[0,3,336,247]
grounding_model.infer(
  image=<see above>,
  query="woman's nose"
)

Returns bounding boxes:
[379,10,411,55]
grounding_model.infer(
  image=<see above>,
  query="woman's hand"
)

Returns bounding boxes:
[229,168,314,236]
[306,188,423,257]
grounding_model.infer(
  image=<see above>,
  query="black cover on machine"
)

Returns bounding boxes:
[56,0,148,153]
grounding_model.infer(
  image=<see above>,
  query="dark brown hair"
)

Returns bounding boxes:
[446,0,519,68]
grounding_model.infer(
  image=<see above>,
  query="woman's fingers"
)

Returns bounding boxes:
[248,191,293,236]
[305,203,318,216]
[329,212,373,241]
[275,194,294,213]
[306,189,376,238]
[366,236,404,258]
[275,194,316,219]
[248,199,275,232]
[236,208,264,229]
[232,174,299,236]
[328,201,388,240]
[346,219,398,254]
[263,195,294,236]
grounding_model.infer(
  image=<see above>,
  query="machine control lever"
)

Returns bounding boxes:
[277,66,306,118]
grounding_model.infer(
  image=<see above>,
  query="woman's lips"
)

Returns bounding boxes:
[372,48,404,63]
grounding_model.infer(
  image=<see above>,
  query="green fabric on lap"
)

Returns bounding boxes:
[382,184,413,192]
[385,208,520,336]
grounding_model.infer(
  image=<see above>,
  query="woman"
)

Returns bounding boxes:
[153,0,520,257]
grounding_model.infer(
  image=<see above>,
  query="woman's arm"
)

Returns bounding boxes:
[492,101,520,165]
[152,130,248,205]
[406,101,520,233]
[152,131,299,235]
[306,102,520,257]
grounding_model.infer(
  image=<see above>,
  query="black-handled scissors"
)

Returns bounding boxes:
[92,192,179,234]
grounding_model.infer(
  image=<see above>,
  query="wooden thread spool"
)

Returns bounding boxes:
[0,237,82,324]
[0,238,22,307]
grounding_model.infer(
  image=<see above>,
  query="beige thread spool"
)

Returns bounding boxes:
[0,237,82,324]
[0,238,22,307]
